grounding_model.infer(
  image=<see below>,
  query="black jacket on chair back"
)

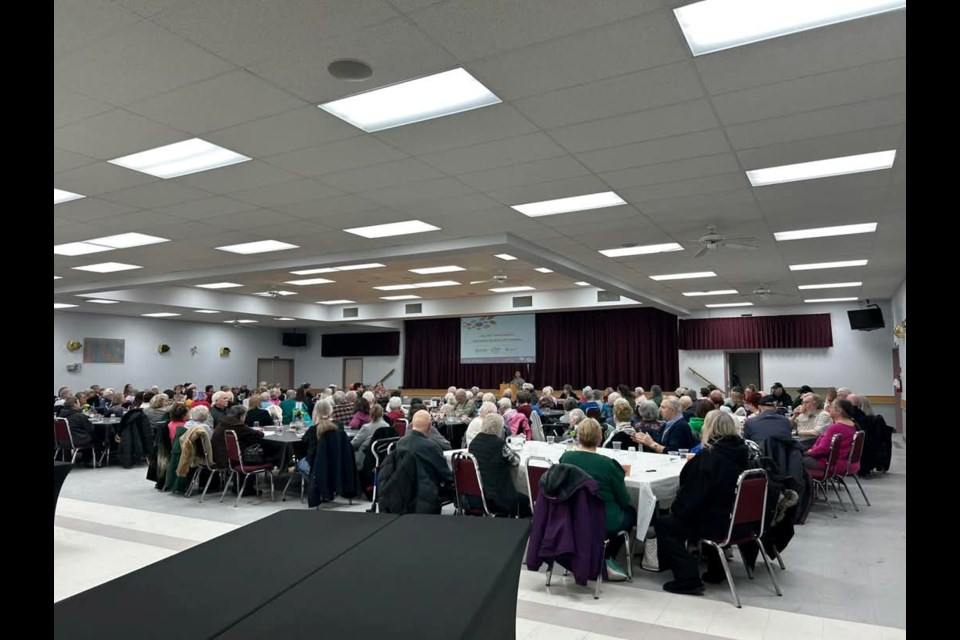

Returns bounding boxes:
[468,432,521,515]
[671,436,750,540]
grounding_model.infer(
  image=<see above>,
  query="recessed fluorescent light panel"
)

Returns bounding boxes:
[797,282,863,290]
[495,254,517,261]
[344,220,439,239]
[490,286,535,293]
[804,297,859,303]
[574,282,590,286]
[774,223,878,241]
[290,268,337,275]
[318,67,501,132]
[194,310,221,314]
[373,280,460,291]
[71,262,142,273]
[317,300,356,305]
[747,151,897,187]
[334,263,386,271]
[682,290,739,296]
[54,189,85,204]
[109,138,251,179]
[142,312,180,317]
[54,276,63,280]
[216,240,298,255]
[409,266,465,275]
[54,242,115,257]
[275,317,296,321]
[512,191,626,218]
[535,268,554,273]
[85,299,120,304]
[380,295,422,301]
[600,243,683,258]
[87,233,170,249]
[705,302,754,308]
[195,282,242,289]
[54,303,77,309]
[674,0,907,57]
[253,290,297,297]
[284,277,336,286]
[789,260,868,271]
[232,319,258,324]
[650,271,718,281]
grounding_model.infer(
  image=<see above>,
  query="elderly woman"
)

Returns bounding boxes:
[540,386,557,408]
[561,409,586,440]
[603,399,636,447]
[385,396,406,422]
[348,397,373,429]
[560,418,636,581]
[654,410,751,594]
[143,393,171,423]
[558,397,579,425]
[467,413,531,517]
[792,393,832,442]
[633,400,664,446]
[297,400,344,475]
[166,402,190,443]
[244,394,273,427]
[802,399,860,474]
[633,397,696,454]
[464,401,500,447]
[352,404,390,468]
[184,405,213,437]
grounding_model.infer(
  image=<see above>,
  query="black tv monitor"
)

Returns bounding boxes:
[847,307,885,331]
[282,332,308,347]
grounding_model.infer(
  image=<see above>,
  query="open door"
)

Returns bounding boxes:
[892,346,903,433]
[726,351,762,392]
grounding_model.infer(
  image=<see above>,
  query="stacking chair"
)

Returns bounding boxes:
[54,418,97,467]
[370,438,400,513]
[451,452,492,516]
[525,456,553,512]
[835,430,871,510]
[808,434,845,518]
[219,430,275,507]
[700,468,782,607]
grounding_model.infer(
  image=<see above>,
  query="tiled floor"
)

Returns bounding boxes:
[55,440,906,639]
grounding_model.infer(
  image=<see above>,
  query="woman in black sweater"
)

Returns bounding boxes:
[467,413,530,517]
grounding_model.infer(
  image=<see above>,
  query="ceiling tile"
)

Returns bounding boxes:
[267,137,408,176]
[206,208,305,231]
[576,129,733,173]
[231,179,344,208]
[318,159,444,193]
[418,133,566,174]
[53,197,140,222]
[99,181,213,209]
[621,173,748,204]
[600,154,743,190]
[54,0,143,59]
[54,87,114,129]
[275,194,382,220]
[55,109,189,160]
[457,156,590,192]
[53,161,159,196]
[487,175,615,208]
[54,148,99,174]
[177,160,299,195]
[735,126,904,171]
[360,177,476,207]
[205,107,360,158]
[159,196,261,221]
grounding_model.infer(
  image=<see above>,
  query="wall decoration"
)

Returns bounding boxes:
[157,343,171,354]
[66,340,83,352]
[893,319,906,339]
[83,338,125,364]
[66,363,81,373]
[220,347,231,357]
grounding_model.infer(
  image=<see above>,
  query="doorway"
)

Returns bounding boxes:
[256,358,294,389]
[892,346,903,433]
[726,352,761,392]
[343,358,363,389]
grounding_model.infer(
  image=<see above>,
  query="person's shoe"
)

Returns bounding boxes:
[605,558,628,582]
[663,579,705,595]
[701,570,727,584]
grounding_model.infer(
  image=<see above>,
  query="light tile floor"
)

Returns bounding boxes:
[55,439,906,639]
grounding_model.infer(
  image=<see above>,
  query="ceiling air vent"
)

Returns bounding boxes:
[342,307,359,319]
[597,290,621,303]
[512,295,533,308]
[405,303,422,314]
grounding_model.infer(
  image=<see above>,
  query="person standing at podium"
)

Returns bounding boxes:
[510,370,525,386]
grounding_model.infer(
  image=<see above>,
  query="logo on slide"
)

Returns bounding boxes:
[462,316,497,331]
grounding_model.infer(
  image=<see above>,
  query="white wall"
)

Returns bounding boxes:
[53,313,403,394]
[678,302,896,396]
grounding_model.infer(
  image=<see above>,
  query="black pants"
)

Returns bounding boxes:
[467,492,532,518]
[606,505,637,559]
[654,515,760,583]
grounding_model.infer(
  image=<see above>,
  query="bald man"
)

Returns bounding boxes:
[392,410,454,513]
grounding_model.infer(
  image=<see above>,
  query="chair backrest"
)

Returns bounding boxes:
[847,429,865,469]
[224,430,244,468]
[719,468,768,546]
[54,418,73,448]
[372,437,400,469]
[392,418,408,437]
[822,433,842,479]
[603,430,637,450]
[451,452,490,516]
[586,407,601,419]
[525,456,553,508]
[528,411,545,441]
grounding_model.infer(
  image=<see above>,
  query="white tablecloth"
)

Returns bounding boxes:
[444,441,686,537]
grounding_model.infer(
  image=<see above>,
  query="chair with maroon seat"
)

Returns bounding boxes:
[525,456,553,513]
[452,452,492,516]
[700,468,782,608]
[218,430,275,508]
[835,430,870,511]
[585,407,601,420]
[54,418,97,467]
[807,433,845,518]
[392,418,408,437]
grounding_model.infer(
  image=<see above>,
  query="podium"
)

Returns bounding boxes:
[498,384,519,397]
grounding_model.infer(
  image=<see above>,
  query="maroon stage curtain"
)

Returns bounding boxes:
[679,314,833,350]
[403,308,679,390]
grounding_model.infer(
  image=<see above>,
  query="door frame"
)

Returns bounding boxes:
[256,358,295,389]
[724,350,763,393]
[343,358,363,389]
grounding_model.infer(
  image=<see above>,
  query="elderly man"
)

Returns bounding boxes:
[679,395,695,421]
[464,401,501,447]
[792,393,831,442]
[331,390,356,425]
[392,410,454,513]
[209,390,232,426]
[633,397,696,454]
[836,387,853,400]
[708,390,725,410]
[453,389,476,421]
[744,395,793,445]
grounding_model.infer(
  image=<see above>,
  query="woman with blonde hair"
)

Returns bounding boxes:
[653,409,751,595]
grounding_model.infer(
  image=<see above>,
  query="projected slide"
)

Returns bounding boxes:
[460,314,536,364]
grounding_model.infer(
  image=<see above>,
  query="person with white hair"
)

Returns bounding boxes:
[561,409,586,439]
[453,389,476,421]
[332,390,356,425]
[362,390,376,406]
[385,396,406,422]
[464,401,501,447]
[580,386,593,402]
[185,405,214,437]
[468,413,531,517]
[447,386,457,395]
[210,391,232,426]
[633,397,696,454]
[634,387,645,400]
[502,388,513,401]
[836,387,853,400]
[540,386,557,408]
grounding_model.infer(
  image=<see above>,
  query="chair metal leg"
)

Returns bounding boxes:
[706,541,740,608]
[219,470,237,503]
[236,474,252,507]
[185,468,200,498]
[737,546,754,579]
[815,480,837,518]
[851,474,871,506]
[594,540,609,599]
[200,469,218,503]
[756,541,783,596]
[837,477,859,511]
[772,546,786,570]
[545,562,553,587]
[281,472,296,502]
[622,531,633,582]
[268,473,275,502]
[829,478,847,512]
[71,449,79,464]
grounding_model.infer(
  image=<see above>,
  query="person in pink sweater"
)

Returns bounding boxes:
[802,398,860,475]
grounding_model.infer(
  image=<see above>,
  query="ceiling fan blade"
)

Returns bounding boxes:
[724,242,758,251]
[693,245,710,258]
[724,235,756,242]
[469,279,491,285]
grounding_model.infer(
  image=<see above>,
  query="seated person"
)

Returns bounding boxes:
[603,399,636,447]
[58,395,96,450]
[297,400,341,474]
[743,395,793,445]
[352,404,390,469]
[688,399,714,438]
[348,398,373,430]
[243,394,273,428]
[633,400,664,446]
[467,414,531,517]
[654,410,752,595]
[166,402,189,443]
[802,399,859,474]
[211,405,265,468]
[560,418,636,581]
[558,397,579,424]
[464,401,499,447]
[385,396,406,423]
[632,397,696,454]
[792,393,832,443]
[391,410,454,513]
[452,389,476,421]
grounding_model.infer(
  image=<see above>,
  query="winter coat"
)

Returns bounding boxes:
[307,429,358,507]
[176,425,213,478]
[382,430,452,514]
[525,464,606,587]
[60,408,95,448]
[116,408,152,468]
[672,435,750,540]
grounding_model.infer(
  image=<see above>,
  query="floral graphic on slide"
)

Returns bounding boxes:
[462,316,498,331]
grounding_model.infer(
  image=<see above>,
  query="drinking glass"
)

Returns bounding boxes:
[612,441,622,450]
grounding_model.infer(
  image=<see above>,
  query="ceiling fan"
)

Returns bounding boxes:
[681,224,758,258]
[738,283,796,300]
[224,318,259,329]
[469,270,513,286]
